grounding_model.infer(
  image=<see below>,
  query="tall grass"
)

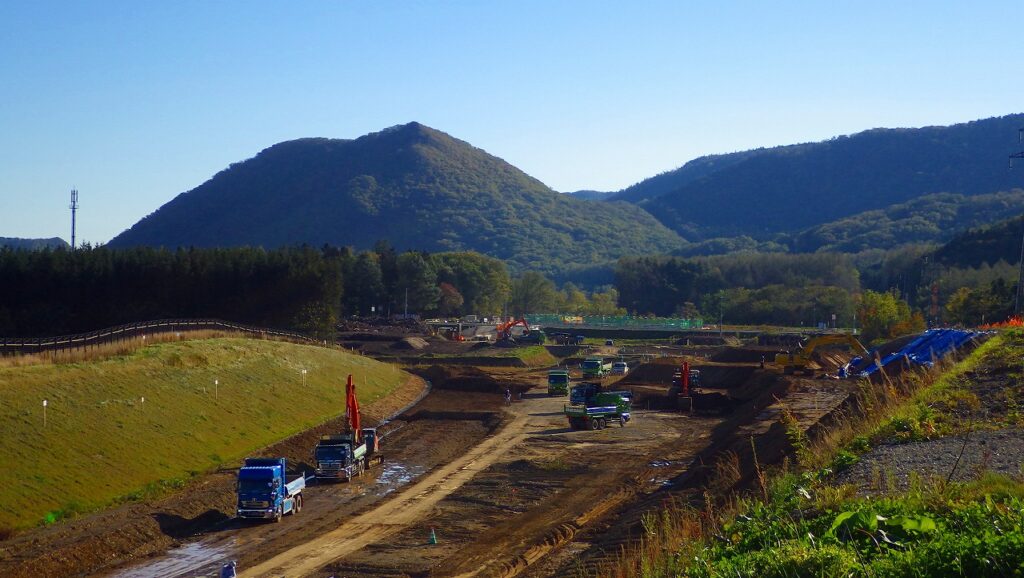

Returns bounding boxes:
[597,332,1010,577]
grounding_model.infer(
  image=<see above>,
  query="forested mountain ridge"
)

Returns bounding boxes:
[108,123,683,274]
[614,114,1024,241]
[787,189,1024,253]
[0,237,68,250]
[932,213,1024,268]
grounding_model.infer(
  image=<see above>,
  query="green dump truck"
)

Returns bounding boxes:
[564,389,632,430]
[581,356,612,378]
[547,369,570,396]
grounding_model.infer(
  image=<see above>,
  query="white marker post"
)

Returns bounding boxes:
[301,369,307,387]
[42,399,47,428]
[215,379,219,399]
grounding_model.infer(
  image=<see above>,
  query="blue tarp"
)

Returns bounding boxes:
[850,329,980,378]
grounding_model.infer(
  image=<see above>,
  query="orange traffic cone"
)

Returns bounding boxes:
[428,527,438,545]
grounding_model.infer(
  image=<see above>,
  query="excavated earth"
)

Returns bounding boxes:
[0,337,893,578]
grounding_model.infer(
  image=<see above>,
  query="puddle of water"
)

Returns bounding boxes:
[113,539,235,578]
[649,460,677,467]
[374,461,426,495]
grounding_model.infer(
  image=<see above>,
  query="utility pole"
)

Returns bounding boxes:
[69,189,79,250]
[1016,231,1024,316]
[1011,128,1024,316]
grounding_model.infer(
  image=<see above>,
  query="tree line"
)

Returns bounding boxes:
[0,244,510,338]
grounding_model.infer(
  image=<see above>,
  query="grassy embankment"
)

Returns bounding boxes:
[607,330,1024,578]
[0,337,407,530]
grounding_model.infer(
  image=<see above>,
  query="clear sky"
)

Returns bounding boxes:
[2,1,1022,244]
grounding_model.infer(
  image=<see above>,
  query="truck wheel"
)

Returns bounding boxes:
[590,419,600,430]
[274,506,283,523]
[619,416,627,427]
[294,494,302,513]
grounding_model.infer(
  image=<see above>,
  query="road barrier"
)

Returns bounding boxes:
[526,314,704,330]
[0,318,318,356]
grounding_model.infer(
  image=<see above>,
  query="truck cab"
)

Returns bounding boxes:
[236,458,304,521]
[547,369,570,396]
[569,382,601,405]
[315,433,367,481]
[581,357,612,378]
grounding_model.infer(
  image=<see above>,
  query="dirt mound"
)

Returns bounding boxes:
[410,365,504,393]
[336,316,430,338]
[711,346,784,363]
[392,337,429,350]
[674,335,740,346]
[618,361,679,385]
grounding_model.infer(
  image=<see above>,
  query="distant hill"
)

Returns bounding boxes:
[0,237,68,250]
[109,123,683,273]
[564,190,615,201]
[933,213,1024,268]
[614,114,1024,241]
[611,150,763,204]
[788,190,1024,253]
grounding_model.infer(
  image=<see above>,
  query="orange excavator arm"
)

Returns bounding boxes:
[345,374,361,443]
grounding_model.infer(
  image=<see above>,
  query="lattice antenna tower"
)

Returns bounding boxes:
[70,189,79,250]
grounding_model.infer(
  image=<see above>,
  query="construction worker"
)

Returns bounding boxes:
[504,387,512,406]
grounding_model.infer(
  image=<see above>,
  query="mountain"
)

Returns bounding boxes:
[565,190,615,201]
[611,150,763,204]
[615,114,1024,241]
[0,237,68,250]
[932,214,1024,268]
[788,190,1024,253]
[108,123,683,273]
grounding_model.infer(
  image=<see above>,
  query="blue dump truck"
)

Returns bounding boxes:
[235,458,306,522]
[314,428,383,481]
[565,384,632,430]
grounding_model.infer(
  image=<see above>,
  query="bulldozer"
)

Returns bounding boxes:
[775,334,869,375]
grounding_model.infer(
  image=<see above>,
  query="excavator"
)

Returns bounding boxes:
[775,334,870,375]
[495,318,544,344]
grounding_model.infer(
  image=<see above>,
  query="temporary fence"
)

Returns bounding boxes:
[0,318,318,357]
[526,314,704,330]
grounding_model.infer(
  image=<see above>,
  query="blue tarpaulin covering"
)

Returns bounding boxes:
[849,329,981,378]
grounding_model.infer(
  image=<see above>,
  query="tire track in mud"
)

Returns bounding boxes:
[240,413,530,577]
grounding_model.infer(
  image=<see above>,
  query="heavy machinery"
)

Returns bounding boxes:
[547,369,570,396]
[668,361,736,413]
[581,356,612,378]
[565,389,632,430]
[314,375,383,481]
[235,457,306,522]
[495,318,545,344]
[775,334,870,375]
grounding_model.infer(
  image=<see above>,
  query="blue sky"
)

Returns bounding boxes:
[2,1,1022,244]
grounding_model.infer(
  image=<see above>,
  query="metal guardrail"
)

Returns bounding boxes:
[0,318,318,356]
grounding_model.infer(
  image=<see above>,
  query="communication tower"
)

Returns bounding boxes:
[69,189,79,250]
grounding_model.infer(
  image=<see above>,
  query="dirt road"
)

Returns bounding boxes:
[242,406,531,577]
[239,370,723,578]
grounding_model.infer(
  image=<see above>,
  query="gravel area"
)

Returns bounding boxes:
[834,428,1024,493]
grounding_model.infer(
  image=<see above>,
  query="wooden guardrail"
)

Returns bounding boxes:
[0,318,319,356]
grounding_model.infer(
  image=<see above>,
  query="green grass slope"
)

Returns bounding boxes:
[0,338,407,529]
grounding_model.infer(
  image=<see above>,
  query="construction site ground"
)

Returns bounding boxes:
[0,336,870,578]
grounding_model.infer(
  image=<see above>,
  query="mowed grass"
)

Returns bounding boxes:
[0,337,406,529]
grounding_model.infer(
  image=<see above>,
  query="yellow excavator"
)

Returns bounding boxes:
[775,334,869,375]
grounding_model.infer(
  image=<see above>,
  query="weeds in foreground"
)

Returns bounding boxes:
[598,332,1023,577]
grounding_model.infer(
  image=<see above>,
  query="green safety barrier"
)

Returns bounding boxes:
[526,314,704,329]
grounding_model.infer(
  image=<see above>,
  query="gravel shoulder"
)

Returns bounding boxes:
[835,428,1024,493]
